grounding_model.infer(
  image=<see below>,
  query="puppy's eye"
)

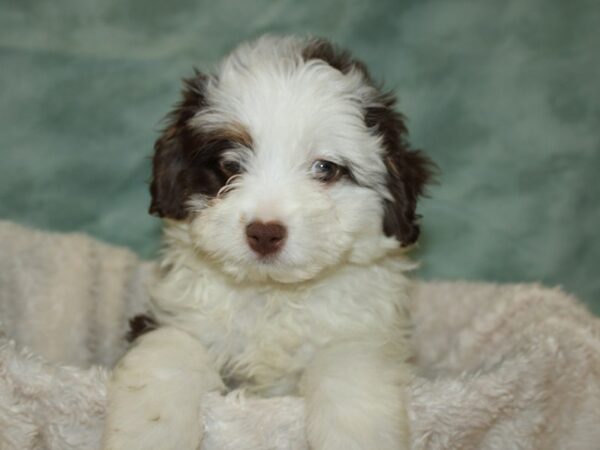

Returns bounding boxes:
[219,159,242,178]
[311,160,344,183]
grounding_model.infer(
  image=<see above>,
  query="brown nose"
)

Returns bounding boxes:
[246,221,287,256]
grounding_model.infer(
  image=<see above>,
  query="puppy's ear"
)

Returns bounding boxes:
[149,72,218,219]
[366,93,436,246]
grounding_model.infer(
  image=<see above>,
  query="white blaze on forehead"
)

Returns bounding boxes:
[192,36,389,191]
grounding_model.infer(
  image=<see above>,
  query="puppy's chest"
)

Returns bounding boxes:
[152,265,408,394]
[205,291,320,385]
[194,288,379,384]
[153,266,409,394]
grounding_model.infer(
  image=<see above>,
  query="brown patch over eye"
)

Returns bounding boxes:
[206,122,253,150]
[150,80,255,220]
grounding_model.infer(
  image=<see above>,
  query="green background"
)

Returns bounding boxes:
[1,0,599,314]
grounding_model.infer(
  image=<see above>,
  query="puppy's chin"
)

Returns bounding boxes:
[217,258,335,284]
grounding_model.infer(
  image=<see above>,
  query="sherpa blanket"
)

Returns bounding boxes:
[1,220,599,450]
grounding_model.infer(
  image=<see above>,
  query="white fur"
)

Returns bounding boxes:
[104,35,415,450]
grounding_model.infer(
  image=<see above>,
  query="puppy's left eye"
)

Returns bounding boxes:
[311,160,344,183]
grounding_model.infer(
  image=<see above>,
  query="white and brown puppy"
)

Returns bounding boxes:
[103,35,434,450]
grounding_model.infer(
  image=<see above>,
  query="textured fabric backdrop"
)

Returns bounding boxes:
[1,0,599,313]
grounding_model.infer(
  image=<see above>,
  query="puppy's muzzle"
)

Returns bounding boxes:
[246,221,287,256]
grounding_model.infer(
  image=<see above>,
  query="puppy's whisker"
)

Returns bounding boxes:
[217,175,242,198]
[226,174,242,185]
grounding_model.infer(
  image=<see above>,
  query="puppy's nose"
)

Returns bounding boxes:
[246,221,287,256]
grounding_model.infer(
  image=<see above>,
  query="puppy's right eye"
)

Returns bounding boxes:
[219,159,242,178]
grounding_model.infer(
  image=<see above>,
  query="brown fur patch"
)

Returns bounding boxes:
[126,314,158,343]
[149,72,253,220]
[207,122,253,149]
[366,93,436,246]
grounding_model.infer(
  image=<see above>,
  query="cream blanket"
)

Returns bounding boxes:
[1,220,599,450]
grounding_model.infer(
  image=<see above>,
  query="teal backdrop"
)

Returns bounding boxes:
[1,0,599,314]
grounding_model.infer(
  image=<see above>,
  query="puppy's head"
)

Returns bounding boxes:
[150,36,435,283]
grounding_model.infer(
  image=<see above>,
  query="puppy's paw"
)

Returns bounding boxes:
[102,364,205,450]
[302,342,412,450]
[102,327,224,450]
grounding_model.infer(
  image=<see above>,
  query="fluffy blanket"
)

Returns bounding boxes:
[1,220,599,450]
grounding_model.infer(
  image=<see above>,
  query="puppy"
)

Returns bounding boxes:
[102,35,434,450]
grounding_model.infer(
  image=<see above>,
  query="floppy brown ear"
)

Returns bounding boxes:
[149,72,227,219]
[366,93,436,246]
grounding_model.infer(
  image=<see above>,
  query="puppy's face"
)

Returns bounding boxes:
[150,36,434,283]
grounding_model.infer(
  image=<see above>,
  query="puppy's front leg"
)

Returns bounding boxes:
[300,341,412,450]
[102,327,224,450]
